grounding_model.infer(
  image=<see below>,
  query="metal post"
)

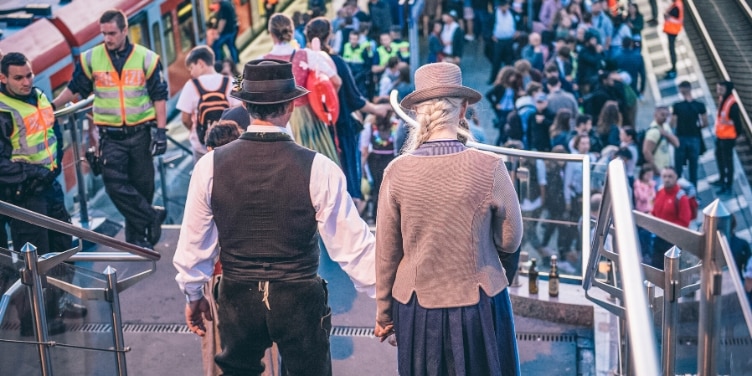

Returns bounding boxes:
[21,243,53,376]
[698,200,730,375]
[663,247,681,376]
[67,114,90,227]
[104,266,128,376]
[408,0,420,77]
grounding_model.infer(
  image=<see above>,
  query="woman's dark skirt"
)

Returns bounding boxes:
[393,288,520,376]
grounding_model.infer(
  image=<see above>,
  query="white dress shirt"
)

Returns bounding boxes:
[174,125,376,300]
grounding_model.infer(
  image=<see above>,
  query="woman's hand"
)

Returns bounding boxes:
[374,321,395,343]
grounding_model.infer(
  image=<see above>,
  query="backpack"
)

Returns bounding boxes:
[193,76,231,145]
[635,125,663,167]
[675,178,699,221]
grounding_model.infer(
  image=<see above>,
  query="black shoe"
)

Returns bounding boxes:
[717,187,732,195]
[647,19,659,26]
[664,70,677,79]
[147,206,166,245]
[709,180,724,187]
[132,239,154,250]
[59,301,88,319]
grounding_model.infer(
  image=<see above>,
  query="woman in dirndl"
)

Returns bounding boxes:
[263,13,341,165]
[374,62,523,376]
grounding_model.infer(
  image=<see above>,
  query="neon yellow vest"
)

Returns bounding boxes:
[0,89,58,170]
[343,43,368,64]
[376,45,399,67]
[81,44,159,126]
[392,40,410,59]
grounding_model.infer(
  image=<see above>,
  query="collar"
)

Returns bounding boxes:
[0,85,38,103]
[109,38,133,60]
[247,124,289,133]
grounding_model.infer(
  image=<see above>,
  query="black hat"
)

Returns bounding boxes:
[230,59,309,104]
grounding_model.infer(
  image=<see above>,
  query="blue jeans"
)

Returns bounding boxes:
[674,136,701,186]
[212,32,239,63]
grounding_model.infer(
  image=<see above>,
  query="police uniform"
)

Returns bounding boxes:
[342,41,373,102]
[66,39,168,247]
[0,84,76,334]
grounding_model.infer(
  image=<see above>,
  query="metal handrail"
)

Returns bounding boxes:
[604,159,661,375]
[53,95,94,117]
[0,200,160,260]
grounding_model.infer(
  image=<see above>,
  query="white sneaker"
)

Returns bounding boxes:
[465,34,475,41]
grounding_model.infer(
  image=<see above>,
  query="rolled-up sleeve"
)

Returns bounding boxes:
[311,154,376,297]
[173,152,220,301]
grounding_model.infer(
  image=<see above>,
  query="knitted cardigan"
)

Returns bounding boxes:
[375,142,523,326]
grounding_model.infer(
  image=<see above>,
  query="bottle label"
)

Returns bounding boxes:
[549,278,559,296]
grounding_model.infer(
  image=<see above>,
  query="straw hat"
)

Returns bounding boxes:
[400,62,481,109]
[230,59,309,104]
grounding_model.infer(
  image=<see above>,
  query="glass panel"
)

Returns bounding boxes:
[128,15,150,49]
[501,151,590,278]
[162,13,177,65]
[0,258,147,375]
[152,22,163,64]
[177,0,196,53]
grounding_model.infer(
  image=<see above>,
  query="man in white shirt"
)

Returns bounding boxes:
[173,59,375,375]
[176,46,242,162]
[489,0,519,84]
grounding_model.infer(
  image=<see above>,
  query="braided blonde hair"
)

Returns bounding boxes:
[403,97,473,152]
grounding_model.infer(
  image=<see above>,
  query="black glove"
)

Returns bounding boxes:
[151,128,167,156]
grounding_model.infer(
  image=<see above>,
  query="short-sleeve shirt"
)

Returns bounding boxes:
[645,122,673,171]
[673,99,706,138]
[217,1,237,35]
[176,73,242,152]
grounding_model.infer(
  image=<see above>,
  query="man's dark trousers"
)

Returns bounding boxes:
[715,138,735,189]
[215,276,332,375]
[675,135,701,187]
[99,126,157,244]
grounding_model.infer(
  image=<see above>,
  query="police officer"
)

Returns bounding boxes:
[53,9,168,249]
[342,30,372,101]
[0,53,86,335]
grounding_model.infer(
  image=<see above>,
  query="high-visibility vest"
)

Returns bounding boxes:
[81,44,159,126]
[392,40,410,59]
[376,45,399,67]
[0,89,58,170]
[716,95,738,139]
[663,0,683,35]
[343,43,368,64]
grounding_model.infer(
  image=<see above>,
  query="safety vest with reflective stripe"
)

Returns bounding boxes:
[342,43,368,64]
[716,95,738,139]
[376,45,399,67]
[663,0,683,36]
[392,40,410,59]
[0,90,57,170]
[81,44,159,127]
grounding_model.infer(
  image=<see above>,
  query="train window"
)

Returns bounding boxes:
[129,15,151,49]
[178,0,196,52]
[162,13,177,65]
[152,22,163,61]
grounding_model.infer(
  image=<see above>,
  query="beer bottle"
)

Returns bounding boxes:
[549,255,560,297]
[528,258,539,294]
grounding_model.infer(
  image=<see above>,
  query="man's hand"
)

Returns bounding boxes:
[185,297,213,337]
[151,128,167,156]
